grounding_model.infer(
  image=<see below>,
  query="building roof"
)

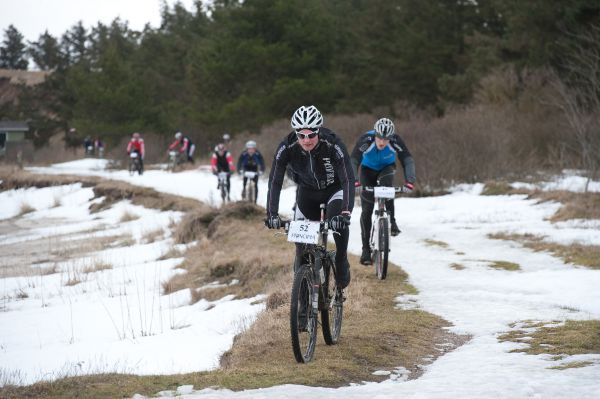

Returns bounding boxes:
[0,121,29,131]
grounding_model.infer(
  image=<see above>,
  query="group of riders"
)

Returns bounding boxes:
[125,131,266,204]
[124,105,415,292]
[264,105,415,291]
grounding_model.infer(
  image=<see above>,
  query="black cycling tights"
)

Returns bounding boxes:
[293,185,348,271]
[359,164,396,249]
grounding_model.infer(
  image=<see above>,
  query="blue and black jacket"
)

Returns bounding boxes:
[350,130,416,183]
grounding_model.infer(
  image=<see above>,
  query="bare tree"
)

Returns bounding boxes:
[549,25,600,191]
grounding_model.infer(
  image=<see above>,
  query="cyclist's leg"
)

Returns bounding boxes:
[226,173,231,196]
[326,190,351,288]
[253,175,259,203]
[378,164,397,221]
[360,167,378,250]
[242,176,248,198]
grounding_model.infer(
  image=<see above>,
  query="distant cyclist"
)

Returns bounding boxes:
[237,140,265,203]
[211,143,235,199]
[126,132,145,174]
[351,117,416,265]
[168,131,196,163]
[265,105,355,289]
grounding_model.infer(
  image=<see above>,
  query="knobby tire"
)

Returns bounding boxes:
[290,265,317,363]
[320,252,343,345]
[375,218,389,280]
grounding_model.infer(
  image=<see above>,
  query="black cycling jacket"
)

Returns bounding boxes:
[267,128,355,216]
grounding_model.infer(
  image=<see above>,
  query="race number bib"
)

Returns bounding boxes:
[244,171,257,179]
[374,186,395,199]
[287,221,320,244]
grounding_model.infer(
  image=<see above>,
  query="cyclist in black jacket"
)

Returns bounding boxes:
[265,105,355,289]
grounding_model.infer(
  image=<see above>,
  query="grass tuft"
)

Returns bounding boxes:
[489,232,600,269]
[489,260,520,271]
[423,239,449,248]
[450,263,466,270]
[119,210,140,223]
[18,202,35,216]
[499,320,600,359]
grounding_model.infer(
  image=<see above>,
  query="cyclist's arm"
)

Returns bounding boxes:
[333,140,356,213]
[257,152,265,173]
[392,136,416,184]
[226,152,235,172]
[210,153,218,173]
[350,134,368,180]
[266,143,289,216]
[236,153,244,172]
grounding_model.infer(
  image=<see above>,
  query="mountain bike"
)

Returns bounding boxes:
[128,151,142,176]
[167,150,185,172]
[363,185,406,280]
[217,171,230,203]
[242,171,258,203]
[276,204,344,363]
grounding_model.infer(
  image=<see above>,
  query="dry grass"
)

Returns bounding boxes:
[481,181,532,196]
[82,261,113,274]
[141,229,164,244]
[488,261,521,271]
[450,263,466,270]
[530,190,600,222]
[18,202,35,216]
[423,239,450,249]
[498,320,600,361]
[489,232,600,270]
[119,210,140,223]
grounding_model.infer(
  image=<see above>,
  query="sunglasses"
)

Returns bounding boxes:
[295,128,319,140]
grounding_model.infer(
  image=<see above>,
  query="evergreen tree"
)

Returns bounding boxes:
[0,25,29,69]
[29,31,63,70]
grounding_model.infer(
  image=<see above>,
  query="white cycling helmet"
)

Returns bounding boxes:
[374,117,395,139]
[175,131,182,139]
[291,105,323,131]
[223,133,231,141]
[246,140,256,149]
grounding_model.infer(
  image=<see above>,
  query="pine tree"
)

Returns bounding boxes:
[0,25,29,70]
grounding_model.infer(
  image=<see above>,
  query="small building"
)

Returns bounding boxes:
[0,120,34,163]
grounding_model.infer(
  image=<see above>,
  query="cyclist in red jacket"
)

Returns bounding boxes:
[126,132,145,173]
[168,131,196,163]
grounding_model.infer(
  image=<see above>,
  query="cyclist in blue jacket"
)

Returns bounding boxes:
[237,140,265,203]
[350,117,416,265]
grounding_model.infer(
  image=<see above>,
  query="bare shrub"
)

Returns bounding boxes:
[174,209,219,244]
[18,202,35,215]
[119,210,139,223]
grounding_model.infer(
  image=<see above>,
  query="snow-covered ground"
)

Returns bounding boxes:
[0,159,598,398]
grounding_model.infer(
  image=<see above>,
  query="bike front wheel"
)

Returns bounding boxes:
[290,265,317,363]
[374,218,389,280]
[321,253,343,345]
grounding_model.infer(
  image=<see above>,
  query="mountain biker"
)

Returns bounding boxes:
[237,140,265,203]
[168,131,196,163]
[350,117,416,265]
[83,136,93,155]
[94,137,104,157]
[265,105,355,289]
[211,143,235,200]
[126,132,145,174]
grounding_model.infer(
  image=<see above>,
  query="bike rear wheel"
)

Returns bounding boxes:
[321,252,343,345]
[374,218,389,280]
[290,265,317,362]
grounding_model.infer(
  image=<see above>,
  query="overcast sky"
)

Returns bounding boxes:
[0,0,197,43]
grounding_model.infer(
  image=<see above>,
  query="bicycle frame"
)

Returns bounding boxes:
[279,203,343,362]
